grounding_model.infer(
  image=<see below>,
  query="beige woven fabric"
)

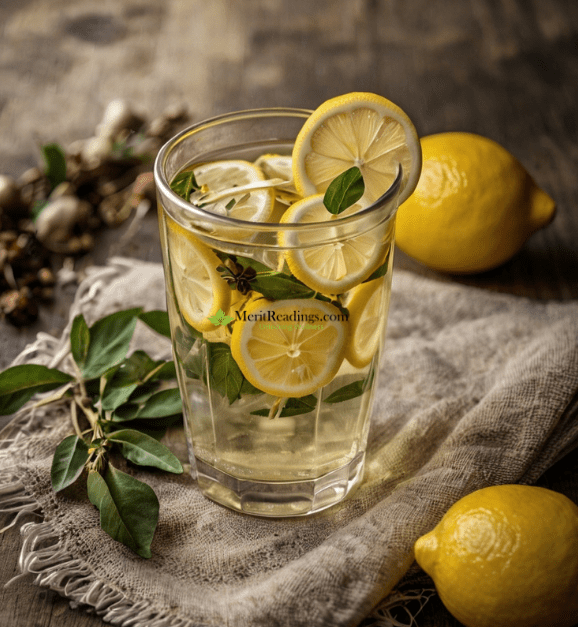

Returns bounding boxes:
[1,258,577,627]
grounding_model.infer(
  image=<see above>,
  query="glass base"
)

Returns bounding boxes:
[194,452,365,517]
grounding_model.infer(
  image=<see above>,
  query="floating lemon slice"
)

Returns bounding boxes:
[343,277,389,368]
[279,194,389,295]
[166,217,230,332]
[254,153,301,219]
[190,160,274,222]
[254,153,294,188]
[231,298,347,398]
[292,92,422,204]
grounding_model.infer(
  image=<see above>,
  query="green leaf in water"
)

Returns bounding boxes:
[250,272,315,300]
[323,166,364,215]
[251,394,318,417]
[207,342,244,404]
[170,170,200,201]
[323,379,368,404]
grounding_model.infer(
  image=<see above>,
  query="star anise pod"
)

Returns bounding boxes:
[217,261,257,295]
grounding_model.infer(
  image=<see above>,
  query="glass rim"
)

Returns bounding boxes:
[154,107,402,234]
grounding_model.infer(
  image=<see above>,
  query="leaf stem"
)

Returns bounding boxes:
[70,400,83,439]
[29,382,74,409]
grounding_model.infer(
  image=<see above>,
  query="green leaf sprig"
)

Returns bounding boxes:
[0,308,183,558]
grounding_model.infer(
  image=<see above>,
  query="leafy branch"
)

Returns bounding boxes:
[0,308,183,558]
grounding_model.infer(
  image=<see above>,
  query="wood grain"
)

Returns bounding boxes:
[0,1,576,625]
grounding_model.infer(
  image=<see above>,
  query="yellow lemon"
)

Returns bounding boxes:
[230,297,347,398]
[165,217,230,333]
[279,194,390,295]
[292,92,422,204]
[396,133,556,273]
[414,485,578,627]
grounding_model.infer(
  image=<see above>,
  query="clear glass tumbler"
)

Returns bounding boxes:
[154,109,401,516]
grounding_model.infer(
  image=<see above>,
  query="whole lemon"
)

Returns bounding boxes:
[396,133,556,273]
[414,485,578,627]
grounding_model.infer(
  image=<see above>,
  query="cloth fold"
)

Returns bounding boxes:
[0,258,576,627]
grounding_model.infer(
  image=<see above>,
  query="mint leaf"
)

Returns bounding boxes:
[0,364,73,415]
[251,273,315,300]
[323,166,364,214]
[207,342,244,404]
[41,143,67,190]
[323,379,368,403]
[170,170,200,201]
[70,314,90,368]
[87,466,159,558]
[82,308,142,380]
[107,429,183,474]
[139,310,172,339]
[51,435,89,492]
[251,394,318,417]
[239,377,263,396]
[228,255,272,274]
[364,247,392,283]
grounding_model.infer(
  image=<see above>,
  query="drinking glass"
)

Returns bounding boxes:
[154,108,401,516]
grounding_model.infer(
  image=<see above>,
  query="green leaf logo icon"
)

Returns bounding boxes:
[208,309,235,327]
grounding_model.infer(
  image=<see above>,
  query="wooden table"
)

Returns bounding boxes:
[0,1,576,625]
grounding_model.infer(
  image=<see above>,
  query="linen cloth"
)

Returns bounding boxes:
[0,257,576,627]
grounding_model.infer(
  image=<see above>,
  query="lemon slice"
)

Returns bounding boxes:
[254,153,301,215]
[343,278,388,368]
[254,153,294,186]
[231,298,347,398]
[292,92,421,204]
[166,217,231,332]
[190,160,274,222]
[279,194,389,295]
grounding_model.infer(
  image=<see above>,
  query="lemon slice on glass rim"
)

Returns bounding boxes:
[292,92,422,204]
[231,297,347,398]
[343,277,389,368]
[166,217,231,333]
[189,159,275,222]
[279,194,391,295]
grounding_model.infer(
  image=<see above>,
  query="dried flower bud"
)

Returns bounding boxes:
[38,267,56,285]
[0,287,38,326]
[17,167,43,187]
[49,181,76,200]
[96,99,135,139]
[163,102,188,121]
[35,196,92,249]
[147,116,171,138]
[82,136,114,169]
[0,175,21,208]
